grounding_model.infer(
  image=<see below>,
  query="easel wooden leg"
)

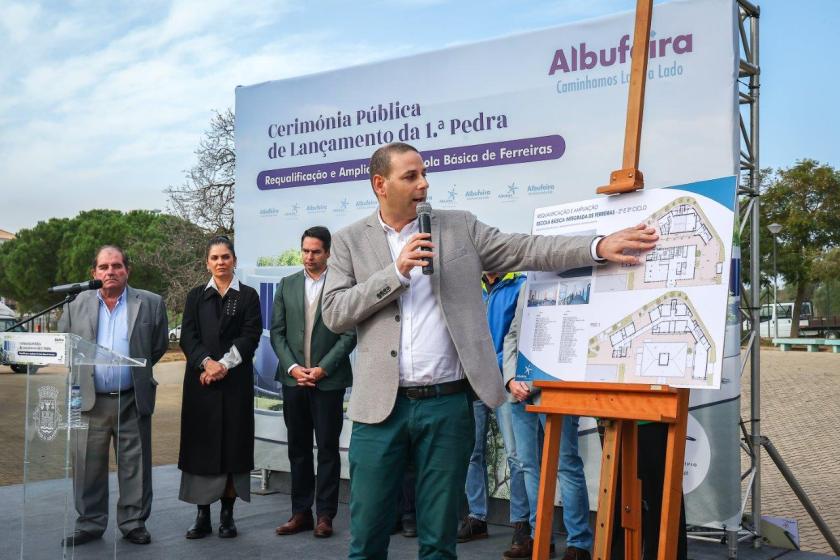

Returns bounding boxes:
[621,422,641,560]
[593,420,622,560]
[534,414,563,560]
[657,390,689,560]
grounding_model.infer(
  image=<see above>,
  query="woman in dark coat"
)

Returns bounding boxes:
[178,235,262,539]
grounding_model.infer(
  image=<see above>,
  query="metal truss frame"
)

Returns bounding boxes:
[736,1,762,555]
[734,3,840,557]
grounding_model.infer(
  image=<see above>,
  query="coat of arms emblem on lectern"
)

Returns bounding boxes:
[33,385,61,441]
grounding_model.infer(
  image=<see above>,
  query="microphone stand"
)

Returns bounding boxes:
[3,293,78,332]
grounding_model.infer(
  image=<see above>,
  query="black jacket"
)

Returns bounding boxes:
[178,281,262,475]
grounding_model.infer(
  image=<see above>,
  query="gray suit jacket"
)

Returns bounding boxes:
[321,209,594,424]
[58,285,168,416]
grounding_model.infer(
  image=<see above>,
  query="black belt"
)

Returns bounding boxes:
[398,379,468,400]
[96,388,134,397]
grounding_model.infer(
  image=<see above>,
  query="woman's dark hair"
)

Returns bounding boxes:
[206,235,236,259]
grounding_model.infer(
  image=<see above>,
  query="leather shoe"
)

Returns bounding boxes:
[276,512,314,535]
[561,546,591,560]
[219,506,237,539]
[186,505,212,539]
[502,535,534,560]
[123,527,152,545]
[456,516,488,543]
[503,539,557,559]
[313,516,333,538]
[61,530,100,547]
[401,514,417,538]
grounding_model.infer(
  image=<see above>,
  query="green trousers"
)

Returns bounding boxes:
[348,392,474,559]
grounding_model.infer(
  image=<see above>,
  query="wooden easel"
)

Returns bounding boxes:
[528,383,689,560]
[529,2,690,559]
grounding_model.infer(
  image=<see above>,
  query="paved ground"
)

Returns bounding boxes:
[0,464,834,560]
[1,348,838,554]
[740,349,840,555]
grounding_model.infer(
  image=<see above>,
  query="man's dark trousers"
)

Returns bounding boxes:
[348,392,474,560]
[283,384,345,518]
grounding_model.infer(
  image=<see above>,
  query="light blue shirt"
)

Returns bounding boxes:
[94,289,132,393]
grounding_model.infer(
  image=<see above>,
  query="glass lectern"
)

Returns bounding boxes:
[1,332,145,559]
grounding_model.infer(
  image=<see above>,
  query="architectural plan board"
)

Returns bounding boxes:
[516,176,735,390]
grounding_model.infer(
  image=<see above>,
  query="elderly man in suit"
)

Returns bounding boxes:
[271,226,357,539]
[322,142,658,559]
[58,245,168,546]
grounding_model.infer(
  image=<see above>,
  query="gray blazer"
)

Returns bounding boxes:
[58,285,168,416]
[321,209,594,424]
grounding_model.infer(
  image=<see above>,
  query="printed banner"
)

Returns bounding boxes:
[235,0,740,529]
[235,0,738,266]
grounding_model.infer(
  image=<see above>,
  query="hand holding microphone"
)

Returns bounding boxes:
[396,233,435,278]
[395,203,436,278]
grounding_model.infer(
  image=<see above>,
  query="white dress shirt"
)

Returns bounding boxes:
[304,268,326,306]
[378,212,463,387]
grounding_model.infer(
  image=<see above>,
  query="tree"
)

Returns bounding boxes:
[759,159,840,336]
[812,248,840,317]
[0,211,204,314]
[165,109,235,234]
[129,215,207,317]
[0,217,72,311]
[54,209,168,296]
[256,249,302,267]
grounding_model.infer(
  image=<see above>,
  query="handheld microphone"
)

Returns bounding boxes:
[416,202,434,275]
[48,279,103,294]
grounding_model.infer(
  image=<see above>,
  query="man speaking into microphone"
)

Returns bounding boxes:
[322,143,658,559]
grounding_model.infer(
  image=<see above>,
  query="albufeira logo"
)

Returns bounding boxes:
[355,198,378,210]
[259,208,280,218]
[527,184,555,196]
[548,32,693,75]
[465,188,492,200]
[306,203,328,214]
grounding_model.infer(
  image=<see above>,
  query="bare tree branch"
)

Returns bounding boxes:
[165,109,236,234]
[130,216,208,316]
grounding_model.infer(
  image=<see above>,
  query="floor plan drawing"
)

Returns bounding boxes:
[594,197,725,292]
[585,292,716,387]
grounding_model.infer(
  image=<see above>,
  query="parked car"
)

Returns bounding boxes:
[169,325,182,342]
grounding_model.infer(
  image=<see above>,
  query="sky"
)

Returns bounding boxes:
[1,0,838,234]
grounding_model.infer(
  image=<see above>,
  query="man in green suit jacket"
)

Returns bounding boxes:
[270,226,357,539]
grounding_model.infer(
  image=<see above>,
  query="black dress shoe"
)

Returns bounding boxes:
[123,527,152,545]
[61,530,101,547]
[186,505,213,539]
[219,504,237,538]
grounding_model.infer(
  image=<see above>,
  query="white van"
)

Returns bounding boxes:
[757,302,812,338]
